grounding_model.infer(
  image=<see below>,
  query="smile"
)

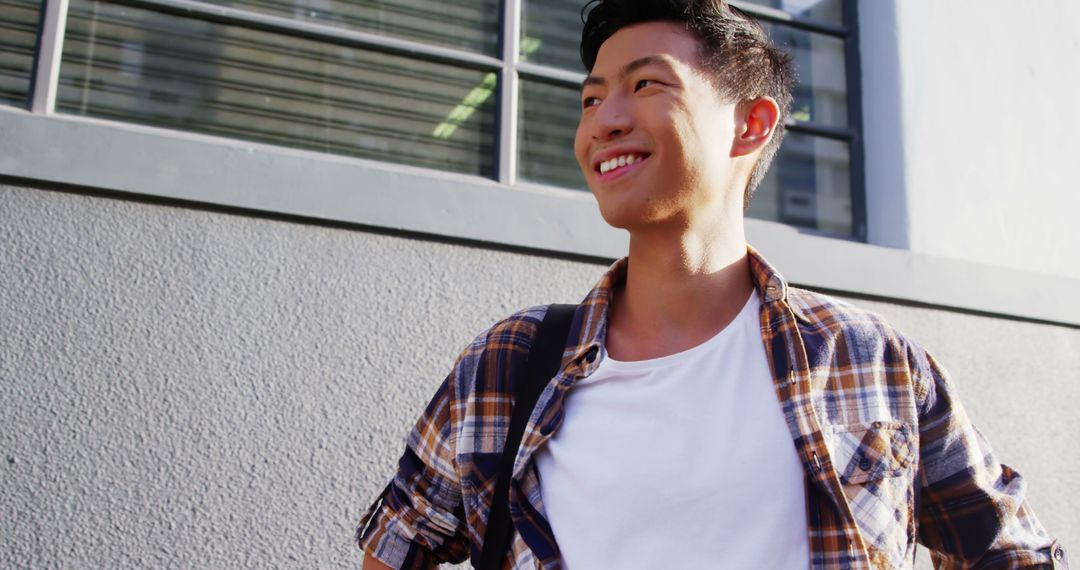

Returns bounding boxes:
[594,153,651,182]
[598,153,646,174]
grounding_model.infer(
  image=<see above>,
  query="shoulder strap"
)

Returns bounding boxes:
[478,304,578,570]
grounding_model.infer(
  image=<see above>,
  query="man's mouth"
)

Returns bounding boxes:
[595,153,651,178]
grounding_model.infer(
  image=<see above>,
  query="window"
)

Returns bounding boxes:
[58,0,498,176]
[0,0,40,106]
[749,6,862,237]
[1,0,862,237]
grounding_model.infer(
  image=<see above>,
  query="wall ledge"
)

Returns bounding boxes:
[3,108,1077,327]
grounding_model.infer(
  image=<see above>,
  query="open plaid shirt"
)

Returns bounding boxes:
[357,247,1068,569]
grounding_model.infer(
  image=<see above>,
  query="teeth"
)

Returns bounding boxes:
[598,154,644,174]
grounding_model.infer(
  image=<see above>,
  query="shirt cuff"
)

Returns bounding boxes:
[357,492,432,570]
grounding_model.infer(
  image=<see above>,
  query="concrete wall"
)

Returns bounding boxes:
[861,0,1080,279]
[1,183,1076,568]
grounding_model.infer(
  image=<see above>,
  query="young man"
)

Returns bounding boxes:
[357,1,1068,568]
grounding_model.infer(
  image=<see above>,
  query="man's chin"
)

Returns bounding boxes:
[596,205,657,232]
[595,205,632,230]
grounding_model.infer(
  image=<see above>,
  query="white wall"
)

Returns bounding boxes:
[861,0,1080,279]
[1,184,1076,568]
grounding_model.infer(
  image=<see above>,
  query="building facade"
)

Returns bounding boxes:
[1,0,1077,567]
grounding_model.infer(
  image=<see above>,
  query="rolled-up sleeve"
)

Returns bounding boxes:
[911,348,1068,569]
[357,376,469,569]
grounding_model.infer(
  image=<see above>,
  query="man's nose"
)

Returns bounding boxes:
[592,97,633,140]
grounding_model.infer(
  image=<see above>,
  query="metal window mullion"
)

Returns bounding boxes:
[30,0,71,114]
[842,0,867,242]
[107,0,503,71]
[517,61,584,88]
[496,0,521,185]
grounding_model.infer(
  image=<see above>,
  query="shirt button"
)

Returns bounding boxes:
[858,457,872,471]
[584,346,599,363]
[1054,547,1066,561]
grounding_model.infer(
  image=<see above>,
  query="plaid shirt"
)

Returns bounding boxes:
[357,247,1068,569]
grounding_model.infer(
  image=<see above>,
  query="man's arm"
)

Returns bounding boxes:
[911,348,1068,568]
[355,375,470,569]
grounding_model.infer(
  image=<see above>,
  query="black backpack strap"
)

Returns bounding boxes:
[477,304,578,570]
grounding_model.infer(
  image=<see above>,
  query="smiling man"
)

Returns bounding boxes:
[356,1,1067,569]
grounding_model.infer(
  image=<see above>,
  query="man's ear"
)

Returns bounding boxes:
[732,96,780,158]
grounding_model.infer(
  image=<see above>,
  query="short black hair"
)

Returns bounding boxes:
[580,0,796,208]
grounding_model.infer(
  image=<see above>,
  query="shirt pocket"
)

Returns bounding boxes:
[834,421,914,485]
[828,421,917,569]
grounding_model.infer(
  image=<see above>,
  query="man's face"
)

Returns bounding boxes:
[575,21,740,231]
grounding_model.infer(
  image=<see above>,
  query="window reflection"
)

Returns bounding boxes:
[764,22,848,127]
[0,0,41,106]
[749,133,852,234]
[216,0,500,55]
[519,79,585,190]
[58,0,497,177]
[521,0,587,72]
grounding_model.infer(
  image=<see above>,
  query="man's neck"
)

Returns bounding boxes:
[605,220,755,361]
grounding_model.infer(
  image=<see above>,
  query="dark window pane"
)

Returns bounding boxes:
[58,0,496,177]
[518,79,585,190]
[736,0,843,25]
[0,0,40,107]
[764,23,848,128]
[748,132,852,235]
[521,0,586,72]
[217,0,500,56]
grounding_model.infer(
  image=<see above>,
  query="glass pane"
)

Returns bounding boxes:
[58,0,496,178]
[217,0,500,56]
[521,0,586,72]
[764,23,847,127]
[0,0,40,107]
[748,132,852,235]
[518,79,585,190]
[736,0,843,25]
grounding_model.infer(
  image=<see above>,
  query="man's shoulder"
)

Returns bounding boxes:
[787,286,893,329]
[465,304,549,355]
[785,286,912,349]
[785,287,936,408]
[448,304,551,395]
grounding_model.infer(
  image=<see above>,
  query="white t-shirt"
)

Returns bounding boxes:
[534,290,810,569]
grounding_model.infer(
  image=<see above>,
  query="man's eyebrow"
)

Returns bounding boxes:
[580,55,675,92]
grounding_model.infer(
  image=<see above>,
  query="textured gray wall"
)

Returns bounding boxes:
[1,184,1077,569]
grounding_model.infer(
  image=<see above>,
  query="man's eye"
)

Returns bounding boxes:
[634,79,656,91]
[582,96,600,108]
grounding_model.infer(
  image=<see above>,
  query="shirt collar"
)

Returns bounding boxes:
[562,245,791,376]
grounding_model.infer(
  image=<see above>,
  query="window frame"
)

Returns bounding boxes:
[24,0,866,238]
